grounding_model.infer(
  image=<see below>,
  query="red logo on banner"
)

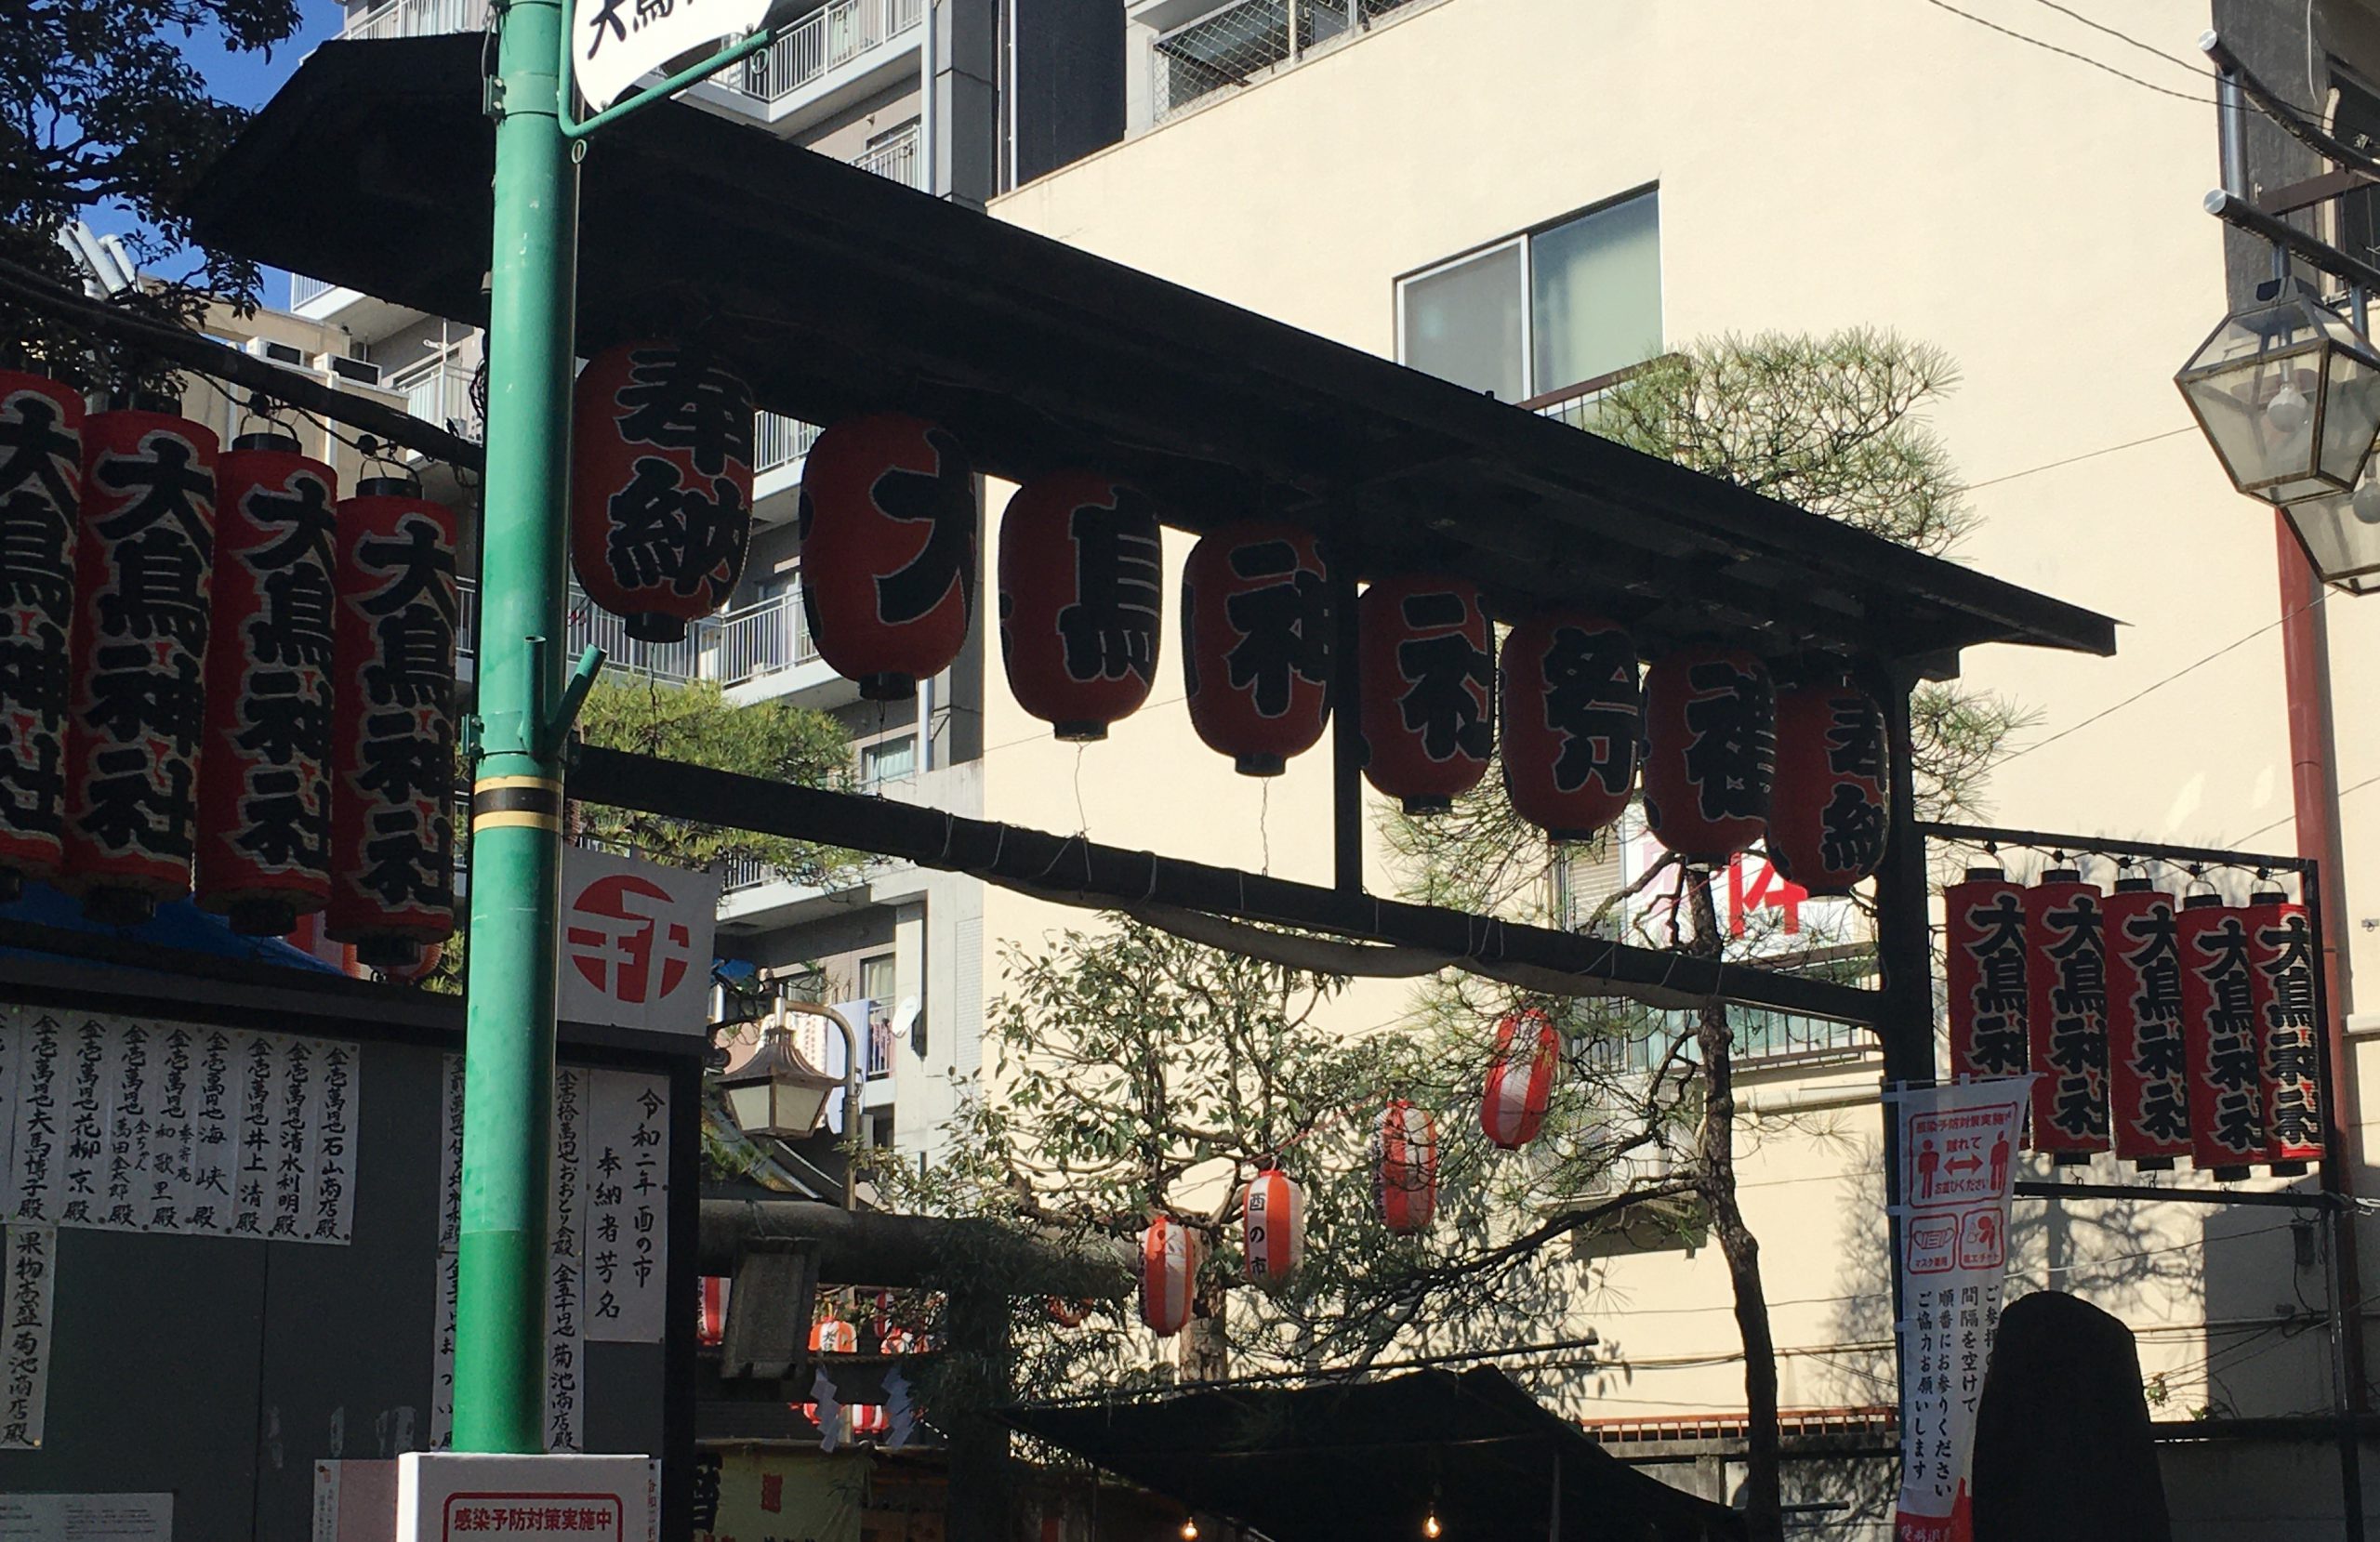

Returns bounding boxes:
[1728,854,1805,938]
[565,874,694,1004]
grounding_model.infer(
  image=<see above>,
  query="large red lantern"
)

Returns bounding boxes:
[2101,878,2190,1166]
[2177,895,2266,1177]
[2023,869,2109,1158]
[1357,575,1492,814]
[60,408,218,923]
[2244,889,2323,1169]
[1639,647,1774,863]
[1499,613,1636,841]
[1241,1167,1303,1293]
[193,433,337,934]
[997,472,1162,740]
[1372,1099,1437,1235]
[1765,682,1888,896]
[1139,1215,1199,1338]
[1481,1008,1561,1151]
[1180,522,1333,775]
[800,413,975,701]
[1943,866,2030,1081]
[327,479,457,966]
[568,342,754,643]
[0,370,84,896]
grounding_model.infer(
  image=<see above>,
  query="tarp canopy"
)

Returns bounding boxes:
[1004,1368,1744,1542]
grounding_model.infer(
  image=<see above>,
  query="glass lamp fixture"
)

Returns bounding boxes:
[717,1021,840,1140]
[2176,283,2380,505]
[2282,465,2380,593]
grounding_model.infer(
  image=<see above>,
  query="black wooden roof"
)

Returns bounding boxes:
[185,35,2115,666]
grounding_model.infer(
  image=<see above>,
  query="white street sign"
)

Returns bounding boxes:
[573,0,771,113]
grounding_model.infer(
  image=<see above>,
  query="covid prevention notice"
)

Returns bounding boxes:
[1886,1077,2030,1542]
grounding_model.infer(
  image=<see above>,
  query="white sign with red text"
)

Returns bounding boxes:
[558,849,719,1035]
[393,1454,654,1542]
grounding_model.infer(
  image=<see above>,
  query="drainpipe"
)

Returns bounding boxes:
[919,0,939,197]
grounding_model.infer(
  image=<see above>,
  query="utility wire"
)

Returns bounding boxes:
[1916,0,2222,105]
[2028,0,2232,84]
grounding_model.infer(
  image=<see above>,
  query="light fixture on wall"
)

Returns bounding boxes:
[2176,282,2380,507]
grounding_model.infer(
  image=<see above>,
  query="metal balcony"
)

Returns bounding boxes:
[342,0,490,40]
[738,0,924,104]
[455,576,818,691]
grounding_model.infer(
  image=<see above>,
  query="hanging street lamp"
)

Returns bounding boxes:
[718,1018,841,1142]
[2272,474,2380,594]
[2175,283,2380,510]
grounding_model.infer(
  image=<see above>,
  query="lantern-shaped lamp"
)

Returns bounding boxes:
[1481,1008,1562,1152]
[1241,1167,1303,1293]
[1500,613,1636,841]
[1765,680,1889,896]
[2278,475,2380,594]
[1358,574,1493,814]
[1372,1099,1438,1234]
[196,431,339,935]
[719,1022,840,1140]
[800,413,976,701]
[2175,281,2380,507]
[1139,1215,1199,1338]
[0,370,84,899]
[569,342,754,643]
[1181,522,1334,775]
[998,472,1162,740]
[1640,647,1775,863]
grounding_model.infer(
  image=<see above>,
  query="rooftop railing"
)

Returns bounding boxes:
[342,0,489,40]
[1152,0,1423,122]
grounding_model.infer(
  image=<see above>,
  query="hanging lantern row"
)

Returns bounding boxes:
[1944,865,2323,1177]
[0,371,458,963]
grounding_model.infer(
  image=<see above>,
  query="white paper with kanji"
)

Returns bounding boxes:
[1887,1077,2030,1542]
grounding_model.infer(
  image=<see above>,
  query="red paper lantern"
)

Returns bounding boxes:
[800,413,976,701]
[1139,1215,1199,1338]
[1499,613,1636,841]
[698,1276,729,1348]
[60,408,218,923]
[2243,889,2323,1169]
[851,1404,891,1438]
[1180,522,1333,776]
[2177,895,2266,1177]
[1046,1297,1091,1328]
[1944,867,2030,1080]
[998,472,1162,741]
[1372,1099,1437,1235]
[193,434,338,935]
[1356,575,1491,814]
[2024,870,2109,1157]
[1639,647,1774,863]
[568,342,754,643]
[2101,879,2190,1166]
[326,479,457,966]
[1241,1167,1303,1293]
[0,370,83,897]
[1481,1008,1562,1151]
[1766,682,1888,896]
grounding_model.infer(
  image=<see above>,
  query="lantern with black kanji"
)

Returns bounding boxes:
[800,413,976,701]
[569,342,754,643]
[194,432,338,935]
[327,476,457,967]
[1766,680,1888,896]
[1639,647,1774,863]
[1358,574,1492,814]
[60,407,218,923]
[1372,1099,1437,1235]
[0,370,84,899]
[2243,887,2323,1171]
[1943,866,2030,1080]
[1241,1167,1303,1293]
[2101,877,2190,1167]
[2024,869,2109,1159]
[2178,893,2266,1178]
[1500,612,1636,841]
[1481,1008,1562,1151]
[1180,521,1333,775]
[1139,1215,1199,1338]
[998,472,1162,740]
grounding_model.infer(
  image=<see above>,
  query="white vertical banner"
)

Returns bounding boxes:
[0,1010,20,1193]
[0,1222,57,1448]
[232,1030,278,1238]
[586,1070,668,1343]
[270,1033,318,1241]
[7,1012,63,1224]
[146,1021,198,1234]
[1887,1077,2031,1542]
[57,1017,111,1229]
[309,1038,359,1245]
[546,1065,588,1453]
[437,1053,464,1253]
[99,1016,150,1231]
[190,1026,240,1234]
[429,1248,458,1450]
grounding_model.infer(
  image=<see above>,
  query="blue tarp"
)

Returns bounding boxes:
[0,881,343,972]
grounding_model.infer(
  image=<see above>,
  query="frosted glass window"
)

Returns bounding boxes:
[1400,243,1526,402]
[1532,191,1662,391]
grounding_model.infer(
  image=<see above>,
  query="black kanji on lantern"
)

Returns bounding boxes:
[93,437,214,649]
[2257,910,2323,1155]
[2041,891,2109,1143]
[1681,658,1773,823]
[2121,903,2191,1147]
[615,349,751,476]
[2195,916,2268,1159]
[1224,540,1332,718]
[870,443,973,628]
[1541,624,1634,796]
[1056,502,1161,685]
[1392,592,1491,762]
[1965,890,2030,1076]
[605,459,749,602]
[357,520,457,708]
[0,397,76,613]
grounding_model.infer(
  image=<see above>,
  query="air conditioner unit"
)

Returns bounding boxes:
[243,337,308,367]
[321,354,382,386]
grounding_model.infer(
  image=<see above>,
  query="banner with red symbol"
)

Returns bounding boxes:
[1887,1076,2031,1542]
[558,847,720,1035]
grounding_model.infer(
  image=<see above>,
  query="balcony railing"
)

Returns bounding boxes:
[740,0,925,103]
[866,1015,895,1078]
[290,273,337,310]
[342,0,489,39]
[389,351,482,443]
[1519,354,1677,435]
[852,125,919,189]
[715,586,820,686]
[755,412,821,473]
[1584,1007,1872,1074]
[1153,0,1422,121]
[457,577,817,690]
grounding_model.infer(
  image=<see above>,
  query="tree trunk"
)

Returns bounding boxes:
[1686,869,1784,1541]
[1182,1276,1231,1382]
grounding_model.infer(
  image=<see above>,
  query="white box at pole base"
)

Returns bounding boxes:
[396,1453,654,1542]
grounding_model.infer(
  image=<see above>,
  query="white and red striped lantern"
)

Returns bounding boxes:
[195,433,338,935]
[698,1275,730,1348]
[1481,1008,1562,1151]
[1639,647,1774,863]
[1240,1167,1303,1293]
[998,472,1163,740]
[1765,681,1889,896]
[1139,1215,1199,1338]
[800,413,976,701]
[1943,866,2030,1080]
[2024,869,2109,1157]
[2244,889,2323,1169]
[850,1404,891,1438]
[879,1326,924,1355]
[2179,895,2267,1176]
[1372,1099,1437,1235]
[0,369,85,895]
[2101,878,2190,1166]
[1499,612,1636,842]
[60,407,218,923]
[1357,574,1493,814]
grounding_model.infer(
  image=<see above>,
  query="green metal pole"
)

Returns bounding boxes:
[455,0,577,1454]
